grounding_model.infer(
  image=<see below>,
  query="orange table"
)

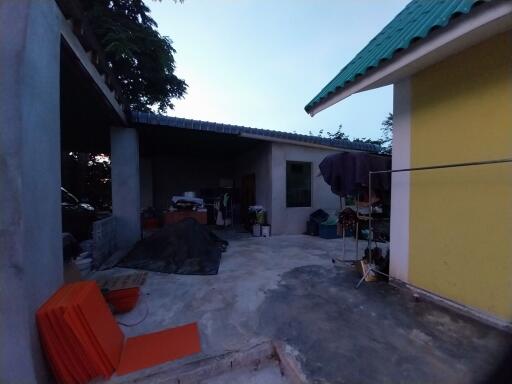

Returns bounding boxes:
[164,210,207,225]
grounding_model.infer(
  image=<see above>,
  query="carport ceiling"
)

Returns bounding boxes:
[138,124,264,159]
[60,39,123,154]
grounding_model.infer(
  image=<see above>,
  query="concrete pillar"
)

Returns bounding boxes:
[111,127,141,249]
[389,79,411,283]
[0,1,63,382]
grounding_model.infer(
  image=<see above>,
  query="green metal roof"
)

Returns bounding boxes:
[305,0,490,114]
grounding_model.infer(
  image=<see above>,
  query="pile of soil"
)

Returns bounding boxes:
[117,218,228,275]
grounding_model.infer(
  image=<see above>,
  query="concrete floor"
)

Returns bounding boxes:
[203,360,289,384]
[102,234,510,383]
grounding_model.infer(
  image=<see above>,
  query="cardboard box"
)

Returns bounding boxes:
[356,260,378,282]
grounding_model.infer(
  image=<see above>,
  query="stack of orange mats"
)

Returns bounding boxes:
[36,282,124,383]
[36,281,201,384]
[103,287,140,314]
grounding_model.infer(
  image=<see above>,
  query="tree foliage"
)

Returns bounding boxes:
[380,112,393,154]
[78,0,187,112]
[325,124,350,141]
[311,113,393,154]
[62,152,112,209]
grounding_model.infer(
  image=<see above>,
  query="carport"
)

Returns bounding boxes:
[135,114,272,227]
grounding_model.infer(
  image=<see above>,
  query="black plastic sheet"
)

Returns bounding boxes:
[319,152,391,197]
[117,218,227,275]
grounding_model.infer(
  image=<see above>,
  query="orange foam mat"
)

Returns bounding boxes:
[64,304,111,377]
[38,283,202,382]
[116,322,201,375]
[52,284,94,382]
[38,315,75,384]
[37,284,81,384]
[69,283,117,375]
[37,282,123,383]
[76,282,125,370]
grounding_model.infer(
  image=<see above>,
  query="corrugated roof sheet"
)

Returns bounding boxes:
[305,0,490,114]
[131,111,381,153]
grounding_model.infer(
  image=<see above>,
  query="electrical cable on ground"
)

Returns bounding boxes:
[117,293,150,327]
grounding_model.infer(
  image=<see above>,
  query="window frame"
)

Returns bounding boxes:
[286,160,312,208]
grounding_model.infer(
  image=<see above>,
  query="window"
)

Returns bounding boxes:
[286,161,311,207]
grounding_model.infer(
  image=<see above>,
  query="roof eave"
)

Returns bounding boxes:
[307,0,512,117]
[131,111,381,153]
[238,132,376,153]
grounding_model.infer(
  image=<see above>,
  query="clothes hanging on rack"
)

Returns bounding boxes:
[214,200,223,226]
[222,193,231,226]
[214,193,231,227]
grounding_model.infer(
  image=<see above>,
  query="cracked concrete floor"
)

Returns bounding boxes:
[103,234,510,383]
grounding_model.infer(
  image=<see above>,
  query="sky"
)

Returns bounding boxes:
[148,0,409,140]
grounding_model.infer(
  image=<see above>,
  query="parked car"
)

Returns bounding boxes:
[61,187,97,241]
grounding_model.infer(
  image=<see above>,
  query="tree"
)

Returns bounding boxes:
[352,136,385,147]
[313,114,393,154]
[62,152,112,209]
[78,0,187,112]
[324,124,383,147]
[326,124,350,141]
[380,113,393,154]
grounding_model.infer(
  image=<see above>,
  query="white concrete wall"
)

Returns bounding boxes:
[111,127,141,249]
[0,1,63,382]
[389,79,411,282]
[270,143,341,235]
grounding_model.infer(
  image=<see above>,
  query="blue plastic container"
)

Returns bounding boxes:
[319,224,339,239]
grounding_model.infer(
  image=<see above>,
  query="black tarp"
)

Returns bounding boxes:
[117,218,227,275]
[319,152,391,197]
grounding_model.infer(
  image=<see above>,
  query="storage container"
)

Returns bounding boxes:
[319,223,339,239]
[252,224,261,237]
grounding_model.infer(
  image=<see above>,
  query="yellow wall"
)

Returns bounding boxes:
[410,32,512,321]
